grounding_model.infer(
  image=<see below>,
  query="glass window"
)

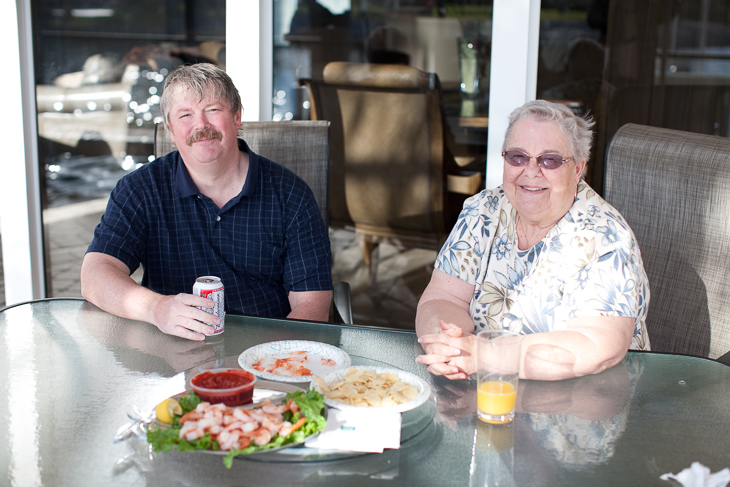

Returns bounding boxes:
[272,0,493,122]
[34,0,226,297]
[272,0,493,199]
[537,0,730,193]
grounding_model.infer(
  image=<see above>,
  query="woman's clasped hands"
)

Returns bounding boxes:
[417,321,478,380]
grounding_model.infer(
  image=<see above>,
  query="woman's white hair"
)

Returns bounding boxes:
[502,100,595,162]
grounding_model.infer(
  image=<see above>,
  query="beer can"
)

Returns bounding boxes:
[193,276,225,335]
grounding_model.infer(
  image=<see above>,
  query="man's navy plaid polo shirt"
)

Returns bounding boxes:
[86,139,332,317]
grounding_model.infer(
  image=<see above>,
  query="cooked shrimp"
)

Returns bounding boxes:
[179,410,203,424]
[180,422,205,441]
[233,407,253,422]
[292,366,312,376]
[218,430,240,451]
[222,414,236,426]
[253,351,314,377]
[177,396,304,451]
[248,410,268,424]
[262,417,283,435]
[261,399,288,414]
[252,427,272,446]
[221,421,245,434]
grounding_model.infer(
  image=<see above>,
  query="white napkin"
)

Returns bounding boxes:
[304,408,401,453]
[660,462,730,487]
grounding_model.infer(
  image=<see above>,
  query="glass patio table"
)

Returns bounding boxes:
[1,298,729,486]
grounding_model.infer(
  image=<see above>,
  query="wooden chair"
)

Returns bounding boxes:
[301,62,482,281]
[603,123,730,363]
[154,120,352,324]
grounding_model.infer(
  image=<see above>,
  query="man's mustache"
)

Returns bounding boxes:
[186,128,222,146]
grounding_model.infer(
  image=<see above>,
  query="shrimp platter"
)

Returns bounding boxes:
[147,388,327,468]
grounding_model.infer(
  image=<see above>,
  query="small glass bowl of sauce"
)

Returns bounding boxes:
[190,368,256,406]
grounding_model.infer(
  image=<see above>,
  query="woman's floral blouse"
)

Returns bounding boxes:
[434,181,650,350]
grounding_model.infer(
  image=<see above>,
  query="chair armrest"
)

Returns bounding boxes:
[447,171,482,195]
[332,281,353,325]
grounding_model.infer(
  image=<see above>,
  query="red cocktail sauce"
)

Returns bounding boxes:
[192,369,253,389]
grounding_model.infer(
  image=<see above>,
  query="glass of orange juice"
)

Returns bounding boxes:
[476,330,522,424]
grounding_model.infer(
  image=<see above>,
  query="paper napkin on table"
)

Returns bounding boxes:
[660,462,730,487]
[304,408,401,453]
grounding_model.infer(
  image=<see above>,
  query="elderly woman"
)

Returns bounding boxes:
[416,100,650,381]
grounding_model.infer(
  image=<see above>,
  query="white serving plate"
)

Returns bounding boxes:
[311,365,432,413]
[238,340,351,383]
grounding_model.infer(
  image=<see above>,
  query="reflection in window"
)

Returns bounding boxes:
[536,0,730,194]
[34,0,225,297]
[273,0,493,122]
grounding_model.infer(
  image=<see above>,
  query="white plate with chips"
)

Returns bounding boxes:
[238,340,351,383]
[311,365,432,413]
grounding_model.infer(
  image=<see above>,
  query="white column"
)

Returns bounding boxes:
[485,0,541,189]
[1,0,45,305]
[229,0,273,122]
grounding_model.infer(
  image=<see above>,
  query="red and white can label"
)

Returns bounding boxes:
[193,276,225,335]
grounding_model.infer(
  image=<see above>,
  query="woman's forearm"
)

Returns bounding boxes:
[416,269,475,338]
[415,298,473,337]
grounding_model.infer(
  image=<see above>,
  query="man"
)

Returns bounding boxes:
[81,63,332,341]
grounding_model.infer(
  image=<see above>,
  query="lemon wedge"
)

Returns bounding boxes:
[155,398,182,424]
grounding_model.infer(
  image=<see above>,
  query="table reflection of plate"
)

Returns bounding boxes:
[311,365,432,413]
[238,340,351,383]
